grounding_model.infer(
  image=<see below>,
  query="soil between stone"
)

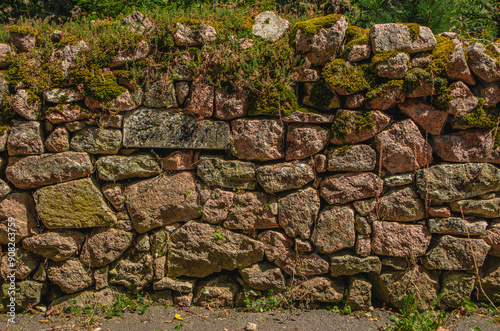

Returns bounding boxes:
[1,306,498,331]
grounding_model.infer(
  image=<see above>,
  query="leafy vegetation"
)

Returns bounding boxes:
[386,294,447,331]
[244,289,282,312]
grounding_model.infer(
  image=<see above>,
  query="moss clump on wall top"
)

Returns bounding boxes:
[432,35,456,75]
[290,14,343,47]
[69,69,126,102]
[343,25,369,55]
[8,25,37,35]
[331,109,373,143]
[322,58,370,95]
[400,23,420,41]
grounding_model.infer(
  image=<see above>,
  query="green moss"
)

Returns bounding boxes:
[307,80,337,110]
[433,82,456,111]
[127,33,145,43]
[331,109,373,143]
[248,81,299,116]
[69,69,125,102]
[58,36,79,48]
[365,80,404,103]
[174,17,202,29]
[401,23,420,41]
[404,67,437,95]
[459,98,499,128]
[432,35,455,75]
[5,53,62,93]
[290,14,343,46]
[322,59,370,95]
[371,51,403,66]
[343,26,369,55]
[8,25,37,36]
[331,145,354,156]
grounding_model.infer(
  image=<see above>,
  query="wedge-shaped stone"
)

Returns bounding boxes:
[123,108,230,149]
[125,172,201,233]
[423,235,490,270]
[416,163,500,203]
[428,217,488,235]
[371,221,431,257]
[330,253,381,277]
[197,156,256,190]
[6,152,93,189]
[167,221,264,278]
[96,154,161,181]
[34,178,117,229]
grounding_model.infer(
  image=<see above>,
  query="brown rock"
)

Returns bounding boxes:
[51,40,88,79]
[193,275,239,308]
[275,250,329,277]
[6,152,94,189]
[256,160,315,193]
[449,197,500,218]
[125,172,201,233]
[433,130,500,163]
[483,227,500,257]
[479,83,500,108]
[291,68,320,82]
[7,121,44,156]
[331,110,391,144]
[202,189,234,224]
[290,277,344,303]
[99,114,123,128]
[278,187,320,239]
[378,186,426,222]
[197,156,256,190]
[428,217,488,235]
[428,206,451,218]
[12,89,41,120]
[185,81,214,118]
[46,104,92,124]
[109,250,153,293]
[162,150,198,171]
[47,258,94,294]
[375,119,433,174]
[346,275,372,310]
[225,191,278,230]
[366,83,405,110]
[214,87,248,120]
[144,79,177,108]
[467,43,500,82]
[371,221,432,257]
[0,193,37,244]
[22,230,84,262]
[257,230,293,262]
[240,263,286,291]
[102,183,124,211]
[285,124,329,160]
[45,126,70,152]
[477,256,500,301]
[398,99,448,135]
[85,89,138,112]
[345,93,365,109]
[348,44,371,62]
[0,247,39,280]
[423,235,490,270]
[110,39,149,68]
[10,32,36,53]
[80,227,134,268]
[445,81,478,116]
[320,172,383,205]
[311,205,356,254]
[329,253,381,277]
[231,119,284,161]
[356,234,372,257]
[327,145,376,172]
[173,23,217,47]
[0,44,13,67]
[446,40,476,85]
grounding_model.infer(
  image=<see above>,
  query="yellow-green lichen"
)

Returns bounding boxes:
[371,51,406,67]
[248,81,299,116]
[331,109,373,143]
[330,144,354,156]
[322,59,370,95]
[404,67,447,95]
[58,36,80,48]
[69,69,125,102]
[433,81,456,111]
[8,25,37,36]
[343,25,369,55]
[432,35,455,75]
[459,98,499,128]
[174,17,202,30]
[401,23,420,41]
[290,14,343,46]
[365,80,404,103]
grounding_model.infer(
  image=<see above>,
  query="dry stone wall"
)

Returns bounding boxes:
[1,11,500,311]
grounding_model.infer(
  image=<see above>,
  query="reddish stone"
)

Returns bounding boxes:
[433,130,500,163]
[285,124,329,160]
[258,230,294,262]
[331,110,391,145]
[161,150,199,171]
[480,83,500,108]
[345,93,365,109]
[311,205,356,254]
[46,104,93,124]
[45,126,70,152]
[275,250,329,277]
[231,119,284,161]
[356,235,371,257]
[278,187,320,239]
[366,85,405,110]
[202,188,234,224]
[214,87,248,120]
[320,172,383,205]
[102,183,124,211]
[281,112,335,123]
[446,81,478,116]
[7,121,44,156]
[371,221,432,257]
[484,228,500,257]
[398,99,448,135]
[256,160,314,193]
[0,193,38,244]
[428,206,452,218]
[224,191,278,230]
[185,81,214,118]
[378,186,426,222]
[375,119,433,174]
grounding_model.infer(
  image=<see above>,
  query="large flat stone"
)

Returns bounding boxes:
[33,178,117,229]
[123,108,230,149]
[449,198,500,218]
[197,156,256,190]
[96,154,161,181]
[320,172,383,205]
[256,160,315,193]
[371,221,432,257]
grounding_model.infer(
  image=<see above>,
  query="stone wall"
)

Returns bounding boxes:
[1,12,500,312]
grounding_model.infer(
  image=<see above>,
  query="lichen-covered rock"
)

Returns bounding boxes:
[290,277,344,303]
[96,154,161,181]
[124,108,230,149]
[275,250,329,277]
[80,227,134,268]
[383,173,413,187]
[327,145,376,172]
[449,198,500,218]
[375,119,433,174]
[0,193,37,244]
[240,263,286,291]
[231,118,284,161]
[22,230,84,262]
[12,89,42,120]
[45,126,70,152]
[6,152,93,189]
[428,217,488,235]
[443,38,476,85]
[184,81,214,118]
[85,89,139,112]
[193,275,239,308]
[398,99,448,135]
[477,256,500,301]
[365,82,405,110]
[47,258,94,294]
[257,230,294,262]
[285,124,330,160]
[125,172,201,233]
[197,156,256,190]
[110,39,149,68]
[440,272,475,308]
[70,127,122,154]
[467,43,500,82]
[378,186,426,222]
[256,160,315,193]
[7,121,44,156]
[479,83,500,108]
[0,43,13,67]
[346,275,372,310]
[329,253,381,277]
[443,81,478,116]
[320,172,383,205]
[43,87,84,103]
[34,178,117,229]
[225,191,278,230]
[331,109,391,145]
[370,23,436,54]
[173,23,217,47]
[0,247,39,280]
[371,221,432,257]
[214,87,248,120]
[154,277,196,292]
[0,179,11,198]
[294,15,348,66]
[291,68,321,82]
[370,266,439,310]
[0,280,47,312]
[167,221,265,278]
[278,187,320,239]
[109,250,153,293]
[144,79,178,108]
[374,52,409,79]
[483,227,500,257]
[311,205,355,254]
[303,82,341,111]
[121,11,154,34]
[415,163,500,203]
[252,11,289,42]
[433,130,500,163]
[10,31,36,52]
[282,111,335,123]
[46,104,93,124]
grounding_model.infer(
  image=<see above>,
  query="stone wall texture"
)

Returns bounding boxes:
[1,12,500,311]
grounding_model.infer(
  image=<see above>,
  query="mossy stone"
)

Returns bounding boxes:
[323,59,370,95]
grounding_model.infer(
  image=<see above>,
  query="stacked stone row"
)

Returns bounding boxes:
[0,11,500,311]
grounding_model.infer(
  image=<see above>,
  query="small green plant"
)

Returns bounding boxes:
[462,297,476,313]
[106,292,149,317]
[174,321,183,330]
[328,303,352,315]
[244,290,281,312]
[213,232,225,240]
[263,203,271,210]
[386,294,447,331]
